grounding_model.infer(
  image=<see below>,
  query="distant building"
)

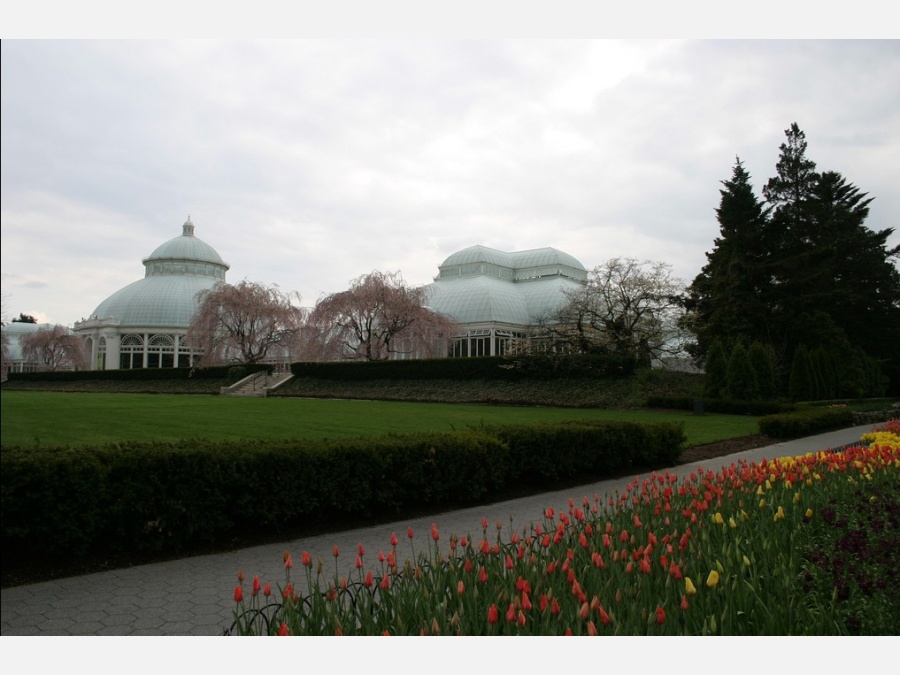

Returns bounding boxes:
[1,321,73,376]
[74,217,229,370]
[424,245,587,357]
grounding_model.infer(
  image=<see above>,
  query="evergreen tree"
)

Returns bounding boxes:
[748,341,776,399]
[684,158,772,362]
[789,345,815,402]
[725,341,758,400]
[689,123,900,395]
[703,339,728,399]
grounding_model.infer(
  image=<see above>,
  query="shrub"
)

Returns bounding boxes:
[758,406,855,439]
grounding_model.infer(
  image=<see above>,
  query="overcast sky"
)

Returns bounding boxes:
[2,38,899,327]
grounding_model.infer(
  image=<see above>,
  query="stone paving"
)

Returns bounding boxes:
[0,425,874,636]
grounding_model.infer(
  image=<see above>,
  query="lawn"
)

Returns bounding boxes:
[0,391,759,448]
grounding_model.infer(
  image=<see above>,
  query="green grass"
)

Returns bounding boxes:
[0,391,760,448]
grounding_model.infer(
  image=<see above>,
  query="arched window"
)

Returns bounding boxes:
[148,334,175,369]
[98,336,107,370]
[120,334,144,369]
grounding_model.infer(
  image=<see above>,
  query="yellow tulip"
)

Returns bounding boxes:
[685,577,697,596]
[706,570,719,589]
[729,517,737,529]
[742,555,751,567]
[805,508,813,519]
[713,512,724,525]
[774,506,785,522]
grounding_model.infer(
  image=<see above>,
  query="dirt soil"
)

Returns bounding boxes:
[0,435,777,590]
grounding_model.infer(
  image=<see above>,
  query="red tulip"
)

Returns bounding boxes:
[364,571,374,588]
[457,581,465,595]
[656,607,666,625]
[506,603,516,623]
[390,532,398,547]
[587,621,598,636]
[284,554,293,570]
[599,607,612,625]
[278,622,291,636]
[233,585,243,603]
[263,582,271,598]
[358,543,365,557]
[332,545,339,558]
[251,575,261,596]
[301,551,311,568]
[431,523,440,541]
[407,527,414,539]
[478,566,488,584]
[487,604,499,624]
[355,555,363,569]
[237,569,245,583]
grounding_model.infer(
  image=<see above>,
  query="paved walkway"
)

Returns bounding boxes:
[0,424,875,636]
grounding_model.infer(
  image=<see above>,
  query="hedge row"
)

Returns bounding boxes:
[645,395,796,416]
[757,406,856,439]
[290,354,637,381]
[0,420,684,561]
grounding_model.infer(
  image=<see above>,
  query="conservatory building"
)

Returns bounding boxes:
[73,217,229,370]
[424,245,587,357]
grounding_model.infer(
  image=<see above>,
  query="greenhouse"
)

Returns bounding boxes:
[73,217,230,370]
[425,244,587,357]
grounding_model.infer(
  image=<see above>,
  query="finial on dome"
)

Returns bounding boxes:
[183,215,195,237]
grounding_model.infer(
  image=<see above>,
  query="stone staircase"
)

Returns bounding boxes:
[220,371,294,398]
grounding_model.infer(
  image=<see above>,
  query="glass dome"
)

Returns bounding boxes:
[87,217,229,329]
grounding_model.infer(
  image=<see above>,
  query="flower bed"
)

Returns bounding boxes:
[228,420,899,635]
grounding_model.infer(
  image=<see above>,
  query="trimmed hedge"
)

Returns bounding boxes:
[290,354,636,381]
[0,420,683,561]
[646,395,796,416]
[757,406,856,439]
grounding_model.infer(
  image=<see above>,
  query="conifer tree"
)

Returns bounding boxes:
[725,341,758,400]
[748,341,776,399]
[703,339,728,399]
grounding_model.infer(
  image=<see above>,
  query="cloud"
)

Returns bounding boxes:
[2,39,898,327]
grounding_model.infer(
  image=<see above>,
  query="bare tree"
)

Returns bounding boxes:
[535,258,689,366]
[308,270,457,361]
[186,280,308,366]
[19,324,89,371]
